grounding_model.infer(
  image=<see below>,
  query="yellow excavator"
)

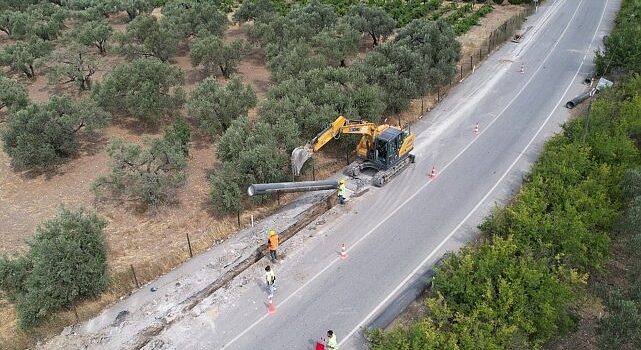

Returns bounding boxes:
[291,116,416,187]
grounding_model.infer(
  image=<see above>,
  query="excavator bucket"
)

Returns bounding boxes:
[291,144,312,176]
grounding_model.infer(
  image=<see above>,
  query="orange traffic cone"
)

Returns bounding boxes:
[430,166,437,179]
[340,244,349,260]
[267,295,277,314]
[474,123,479,135]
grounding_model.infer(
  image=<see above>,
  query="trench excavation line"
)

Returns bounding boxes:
[341,0,609,345]
[221,1,580,348]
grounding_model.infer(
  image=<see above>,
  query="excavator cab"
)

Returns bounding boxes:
[371,128,404,169]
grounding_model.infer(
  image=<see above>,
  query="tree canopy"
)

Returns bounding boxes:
[187,76,257,137]
[2,95,109,168]
[394,19,460,89]
[233,0,275,23]
[92,58,185,123]
[162,0,228,37]
[0,76,29,112]
[189,34,251,78]
[345,3,396,47]
[46,43,98,90]
[70,19,113,55]
[313,20,360,67]
[0,206,108,329]
[211,116,294,213]
[117,14,181,62]
[0,38,53,78]
[93,124,190,206]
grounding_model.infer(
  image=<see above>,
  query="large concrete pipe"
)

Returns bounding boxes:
[565,90,593,109]
[247,179,339,196]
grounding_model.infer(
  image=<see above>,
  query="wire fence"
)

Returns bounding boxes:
[437,5,535,104]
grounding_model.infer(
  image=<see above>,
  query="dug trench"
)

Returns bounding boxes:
[126,193,340,349]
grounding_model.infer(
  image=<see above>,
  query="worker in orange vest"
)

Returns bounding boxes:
[267,229,279,263]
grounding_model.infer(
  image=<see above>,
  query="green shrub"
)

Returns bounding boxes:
[93,133,188,206]
[0,207,108,329]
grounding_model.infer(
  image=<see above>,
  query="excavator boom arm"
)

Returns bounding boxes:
[291,115,386,177]
[311,116,377,152]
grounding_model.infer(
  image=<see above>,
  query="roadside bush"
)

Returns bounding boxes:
[211,116,295,213]
[92,58,185,124]
[370,58,641,350]
[595,0,641,76]
[2,95,109,169]
[92,125,189,206]
[0,206,108,329]
[599,289,641,350]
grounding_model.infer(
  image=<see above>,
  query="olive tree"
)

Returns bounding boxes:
[0,10,29,38]
[313,21,360,67]
[24,1,67,41]
[0,38,53,78]
[211,117,290,213]
[345,4,396,47]
[118,14,181,62]
[209,161,245,214]
[394,19,460,90]
[356,42,423,114]
[260,66,385,134]
[233,0,275,23]
[117,0,154,21]
[47,43,98,90]
[92,132,189,206]
[0,76,29,112]
[0,206,108,329]
[70,19,113,54]
[2,95,109,168]
[190,34,251,78]
[265,41,326,81]
[92,58,185,123]
[187,76,256,136]
[162,0,228,38]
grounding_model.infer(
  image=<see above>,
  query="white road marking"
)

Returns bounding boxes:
[340,0,610,346]
[220,0,605,347]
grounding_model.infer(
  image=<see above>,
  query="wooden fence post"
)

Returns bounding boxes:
[186,233,193,258]
[130,264,139,288]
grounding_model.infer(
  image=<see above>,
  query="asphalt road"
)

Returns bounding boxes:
[152,1,621,349]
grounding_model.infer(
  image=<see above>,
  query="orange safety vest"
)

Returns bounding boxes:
[268,234,279,251]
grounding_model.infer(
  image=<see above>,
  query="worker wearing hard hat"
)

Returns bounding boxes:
[267,229,279,263]
[337,179,347,205]
[323,330,338,350]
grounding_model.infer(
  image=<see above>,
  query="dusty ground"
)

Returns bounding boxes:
[0,4,527,349]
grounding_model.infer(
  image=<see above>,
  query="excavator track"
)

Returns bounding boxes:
[345,154,416,187]
[372,154,415,187]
